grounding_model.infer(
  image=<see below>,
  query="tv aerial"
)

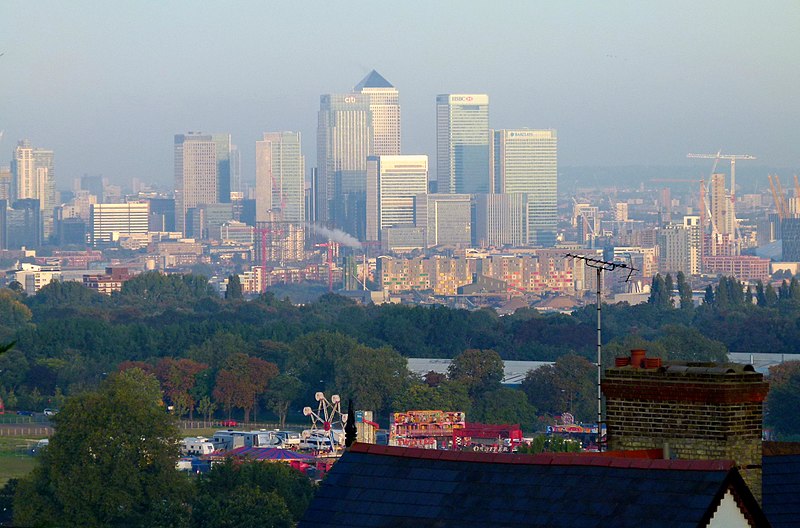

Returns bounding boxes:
[565,253,638,452]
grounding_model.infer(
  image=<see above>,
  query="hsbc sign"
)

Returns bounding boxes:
[447,94,487,105]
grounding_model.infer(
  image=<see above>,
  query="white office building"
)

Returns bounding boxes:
[366,155,428,241]
[174,133,218,236]
[255,132,305,224]
[493,129,557,246]
[415,193,472,248]
[90,201,150,246]
[354,70,400,156]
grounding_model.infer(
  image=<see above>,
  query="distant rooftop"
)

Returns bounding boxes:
[407,358,552,385]
[354,70,393,90]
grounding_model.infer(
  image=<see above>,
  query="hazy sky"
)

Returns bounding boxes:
[2,1,799,189]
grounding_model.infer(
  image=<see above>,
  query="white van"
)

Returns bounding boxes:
[299,434,334,451]
[180,437,215,456]
[273,430,302,447]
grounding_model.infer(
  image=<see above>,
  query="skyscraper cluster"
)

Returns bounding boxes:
[4,69,557,257]
[172,69,560,257]
[1,140,56,249]
[172,71,558,256]
[309,71,557,252]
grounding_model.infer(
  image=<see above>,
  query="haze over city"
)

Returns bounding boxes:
[3,1,799,188]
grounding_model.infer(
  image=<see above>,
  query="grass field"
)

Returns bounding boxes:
[0,437,44,487]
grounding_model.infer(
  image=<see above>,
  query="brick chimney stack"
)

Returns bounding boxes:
[602,350,769,501]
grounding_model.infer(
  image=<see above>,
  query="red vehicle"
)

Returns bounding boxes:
[222,419,238,427]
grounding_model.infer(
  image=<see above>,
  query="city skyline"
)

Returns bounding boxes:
[2,2,799,189]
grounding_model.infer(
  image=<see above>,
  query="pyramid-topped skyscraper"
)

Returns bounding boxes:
[354,70,400,155]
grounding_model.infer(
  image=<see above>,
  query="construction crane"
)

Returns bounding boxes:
[686,151,756,209]
[314,241,337,292]
[768,174,790,221]
[688,152,755,248]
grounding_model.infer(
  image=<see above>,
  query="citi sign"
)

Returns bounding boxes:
[344,96,357,103]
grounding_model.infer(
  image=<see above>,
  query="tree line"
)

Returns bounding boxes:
[1,270,799,429]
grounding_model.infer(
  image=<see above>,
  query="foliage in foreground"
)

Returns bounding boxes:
[14,369,190,527]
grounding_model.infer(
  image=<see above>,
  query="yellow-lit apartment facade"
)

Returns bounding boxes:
[380,252,573,296]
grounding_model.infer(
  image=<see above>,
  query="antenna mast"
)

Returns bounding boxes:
[566,253,638,452]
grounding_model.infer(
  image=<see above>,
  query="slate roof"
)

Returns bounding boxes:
[354,70,394,90]
[300,444,769,528]
[763,443,800,528]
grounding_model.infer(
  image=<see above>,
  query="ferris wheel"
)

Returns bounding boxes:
[302,392,348,452]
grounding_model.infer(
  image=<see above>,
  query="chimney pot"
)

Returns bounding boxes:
[630,349,646,369]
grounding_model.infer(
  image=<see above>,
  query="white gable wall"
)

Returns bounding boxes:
[707,490,750,528]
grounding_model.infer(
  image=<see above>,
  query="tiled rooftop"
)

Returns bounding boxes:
[300,444,766,528]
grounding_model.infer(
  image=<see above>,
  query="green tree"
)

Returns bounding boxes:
[521,354,595,422]
[190,458,315,527]
[264,375,304,428]
[790,277,800,303]
[517,435,581,454]
[779,279,791,301]
[765,283,779,306]
[0,289,32,329]
[664,273,674,308]
[648,274,671,308]
[676,271,693,310]
[13,368,190,527]
[767,369,800,437]
[287,331,360,403]
[225,274,243,300]
[756,281,767,306]
[448,349,504,397]
[24,280,106,317]
[654,325,728,362]
[392,380,472,414]
[197,395,217,425]
[334,344,409,414]
[470,387,536,426]
[703,284,715,306]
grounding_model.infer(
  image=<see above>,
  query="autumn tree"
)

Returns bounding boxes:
[154,358,208,419]
[213,354,278,422]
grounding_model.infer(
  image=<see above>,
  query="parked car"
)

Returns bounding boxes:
[43,408,58,417]
[16,410,34,416]
[222,419,237,427]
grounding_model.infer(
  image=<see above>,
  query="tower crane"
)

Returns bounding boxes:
[687,152,755,246]
[686,152,756,206]
[768,175,789,221]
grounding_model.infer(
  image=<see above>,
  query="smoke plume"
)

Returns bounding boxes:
[306,223,362,249]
